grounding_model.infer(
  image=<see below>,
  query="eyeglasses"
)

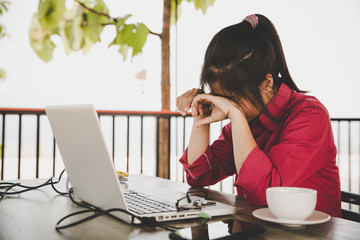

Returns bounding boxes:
[176,190,216,211]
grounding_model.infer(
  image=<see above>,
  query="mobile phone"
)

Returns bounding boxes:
[168,219,265,240]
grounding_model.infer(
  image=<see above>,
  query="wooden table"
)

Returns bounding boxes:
[1,174,359,240]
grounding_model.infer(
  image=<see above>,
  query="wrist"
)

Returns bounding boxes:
[228,107,246,122]
[193,115,211,129]
[193,114,208,124]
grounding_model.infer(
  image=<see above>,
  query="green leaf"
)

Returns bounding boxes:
[187,0,215,14]
[114,14,132,29]
[66,0,83,19]
[109,22,149,60]
[58,20,72,55]
[0,69,5,80]
[130,23,149,56]
[82,20,100,43]
[81,1,110,54]
[89,0,109,20]
[83,0,109,39]
[57,2,83,55]
[29,13,56,62]
[170,0,183,24]
[0,1,10,39]
[82,37,94,54]
[59,16,84,52]
[38,0,65,29]
[0,25,6,39]
[0,1,10,14]
[81,2,108,45]
[171,0,214,23]
[69,16,83,51]
[118,44,130,60]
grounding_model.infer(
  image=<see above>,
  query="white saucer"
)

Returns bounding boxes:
[252,208,331,227]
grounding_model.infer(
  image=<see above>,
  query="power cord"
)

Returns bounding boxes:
[55,187,182,231]
[0,171,182,231]
[0,169,68,200]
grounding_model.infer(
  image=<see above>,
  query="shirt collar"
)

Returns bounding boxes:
[257,83,293,131]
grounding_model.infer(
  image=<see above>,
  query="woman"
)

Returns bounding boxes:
[176,14,341,217]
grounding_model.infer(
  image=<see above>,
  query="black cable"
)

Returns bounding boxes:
[50,177,68,196]
[68,188,97,210]
[0,169,67,200]
[56,209,103,230]
[0,182,22,200]
[0,170,181,231]
[56,208,181,231]
[50,169,69,196]
[0,179,52,194]
[55,187,182,231]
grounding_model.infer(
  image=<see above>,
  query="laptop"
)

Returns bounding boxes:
[45,104,235,223]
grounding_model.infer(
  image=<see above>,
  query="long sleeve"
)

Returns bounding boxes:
[178,83,341,217]
[235,103,337,207]
[179,124,237,186]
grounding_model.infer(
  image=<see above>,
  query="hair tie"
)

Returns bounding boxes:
[243,14,258,29]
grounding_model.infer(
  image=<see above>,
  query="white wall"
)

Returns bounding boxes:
[175,0,360,118]
[0,0,360,117]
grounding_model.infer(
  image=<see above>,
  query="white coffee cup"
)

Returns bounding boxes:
[266,187,317,221]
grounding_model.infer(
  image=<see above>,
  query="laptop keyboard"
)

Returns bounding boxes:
[124,190,177,215]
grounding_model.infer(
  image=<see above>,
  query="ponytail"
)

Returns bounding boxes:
[200,14,306,116]
[255,14,307,93]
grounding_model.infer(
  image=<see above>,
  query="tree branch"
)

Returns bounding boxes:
[74,0,112,19]
[149,30,162,38]
[74,0,162,38]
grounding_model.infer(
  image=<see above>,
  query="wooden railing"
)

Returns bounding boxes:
[0,108,359,200]
[0,108,195,182]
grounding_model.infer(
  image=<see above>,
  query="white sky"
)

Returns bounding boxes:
[0,0,360,117]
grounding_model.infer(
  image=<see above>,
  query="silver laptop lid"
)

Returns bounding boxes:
[45,104,131,223]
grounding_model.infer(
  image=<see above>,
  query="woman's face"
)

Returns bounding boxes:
[210,82,261,121]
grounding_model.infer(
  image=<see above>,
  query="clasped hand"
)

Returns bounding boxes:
[176,88,243,127]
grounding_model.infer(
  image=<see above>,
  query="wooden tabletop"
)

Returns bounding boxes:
[1,174,359,240]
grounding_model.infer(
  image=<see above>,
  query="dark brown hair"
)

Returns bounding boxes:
[200,14,306,112]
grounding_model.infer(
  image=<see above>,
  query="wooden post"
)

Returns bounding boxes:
[157,0,171,179]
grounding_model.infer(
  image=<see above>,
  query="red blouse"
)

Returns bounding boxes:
[179,83,341,217]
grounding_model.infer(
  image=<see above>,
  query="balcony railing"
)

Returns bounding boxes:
[1,108,359,208]
[0,108,196,183]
